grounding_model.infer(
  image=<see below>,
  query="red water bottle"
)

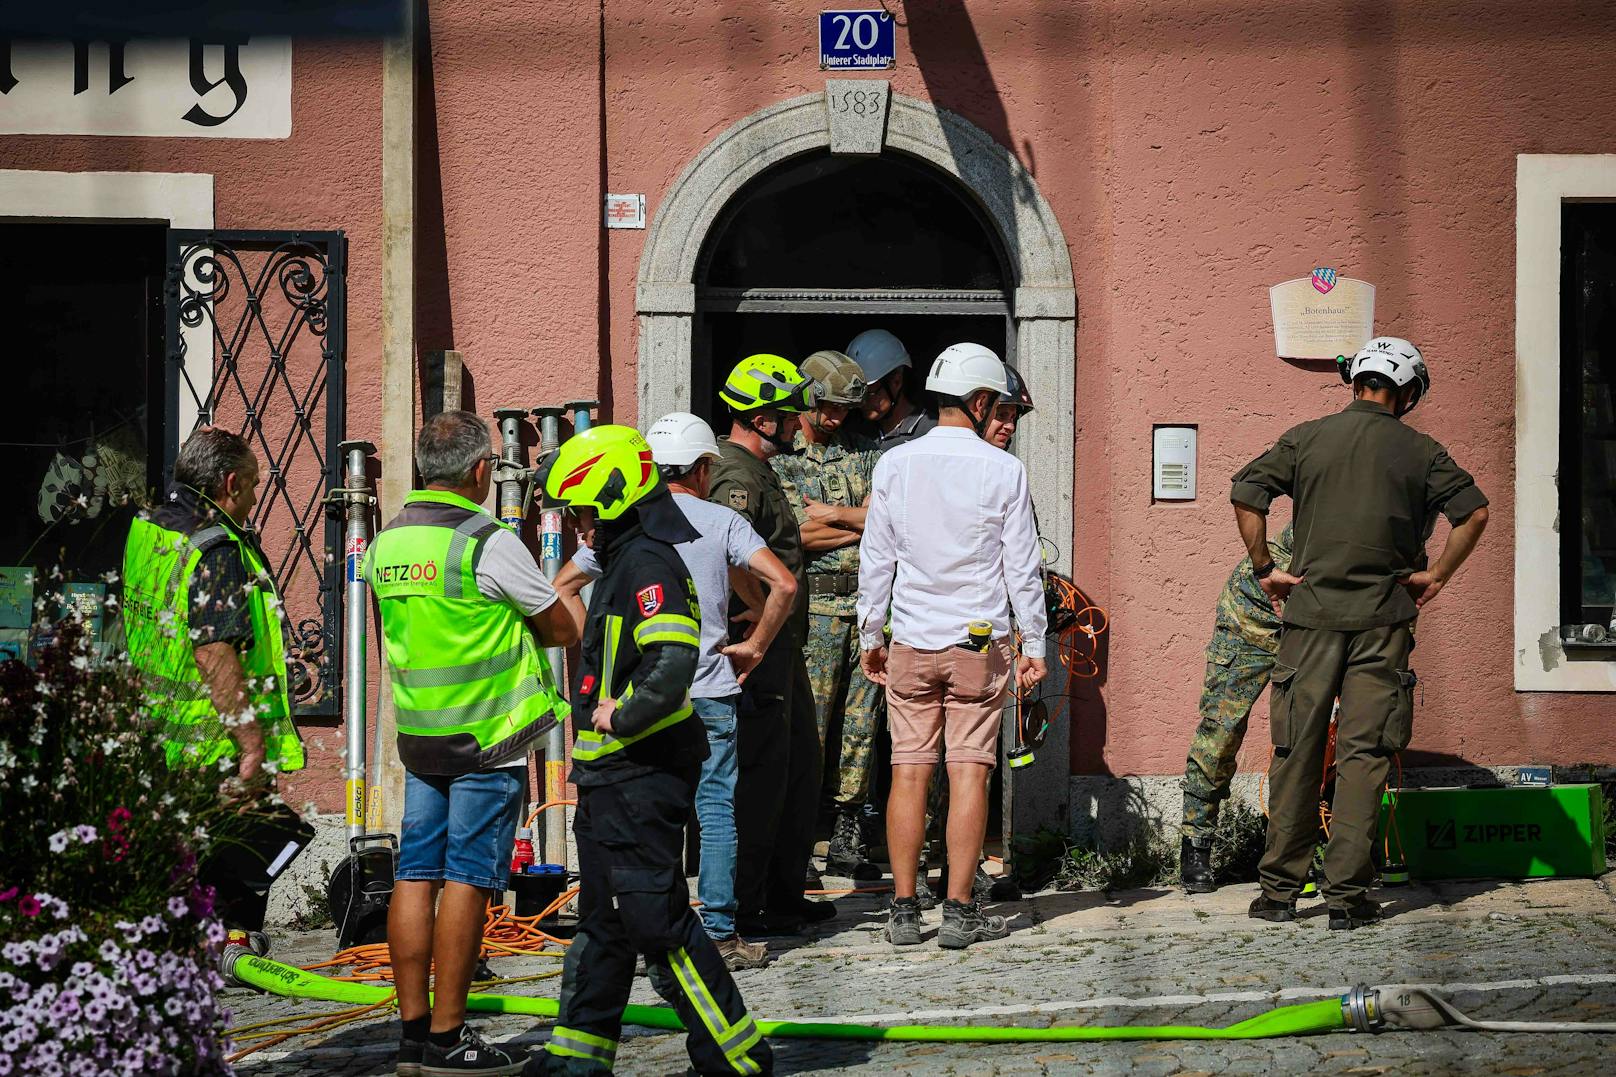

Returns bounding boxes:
[510,827,536,875]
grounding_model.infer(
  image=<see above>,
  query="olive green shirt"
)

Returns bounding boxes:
[1230,400,1487,631]
[771,428,881,616]
[708,437,808,630]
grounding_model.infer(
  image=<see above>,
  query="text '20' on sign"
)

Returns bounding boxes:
[819,10,895,70]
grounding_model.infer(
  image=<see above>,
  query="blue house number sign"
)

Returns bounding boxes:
[819,10,895,70]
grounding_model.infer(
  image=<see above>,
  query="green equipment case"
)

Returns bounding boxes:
[1380,784,1608,880]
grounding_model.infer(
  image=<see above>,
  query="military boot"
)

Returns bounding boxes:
[826,809,881,881]
[1180,837,1215,894]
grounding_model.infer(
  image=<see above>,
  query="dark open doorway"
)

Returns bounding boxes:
[0,221,164,657]
[690,151,1018,860]
[690,151,1014,428]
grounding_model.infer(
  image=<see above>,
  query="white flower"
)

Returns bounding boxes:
[48,831,70,853]
[100,737,119,754]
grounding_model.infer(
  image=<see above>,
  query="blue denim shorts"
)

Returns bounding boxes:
[397,768,524,891]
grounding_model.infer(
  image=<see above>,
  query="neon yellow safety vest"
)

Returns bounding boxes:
[121,503,304,772]
[366,489,569,774]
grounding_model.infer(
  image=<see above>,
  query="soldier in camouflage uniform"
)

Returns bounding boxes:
[772,350,885,880]
[1180,523,1295,893]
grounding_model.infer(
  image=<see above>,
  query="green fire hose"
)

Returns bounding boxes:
[225,950,1353,1042]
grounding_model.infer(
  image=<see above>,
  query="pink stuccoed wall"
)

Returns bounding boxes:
[8,1,1616,812]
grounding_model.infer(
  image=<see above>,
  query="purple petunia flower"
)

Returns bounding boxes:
[166,896,188,919]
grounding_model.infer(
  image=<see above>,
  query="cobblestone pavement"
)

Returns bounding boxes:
[228,874,1616,1074]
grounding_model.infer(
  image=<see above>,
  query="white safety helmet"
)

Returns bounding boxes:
[926,342,1009,400]
[1338,336,1430,414]
[645,411,721,472]
[846,328,912,384]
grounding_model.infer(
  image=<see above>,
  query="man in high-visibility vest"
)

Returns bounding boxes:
[536,424,772,1077]
[368,411,583,1077]
[121,427,305,953]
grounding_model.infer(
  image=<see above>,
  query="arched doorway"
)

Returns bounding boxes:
[636,84,1077,574]
[637,86,1079,843]
[689,151,1012,424]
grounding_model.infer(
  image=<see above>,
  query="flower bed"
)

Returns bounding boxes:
[1,594,258,1075]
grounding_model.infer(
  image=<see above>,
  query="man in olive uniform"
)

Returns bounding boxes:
[1179,523,1294,893]
[537,424,772,1077]
[706,353,836,936]
[772,350,885,880]
[1234,337,1488,930]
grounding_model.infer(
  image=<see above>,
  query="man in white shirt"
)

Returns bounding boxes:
[857,343,1048,950]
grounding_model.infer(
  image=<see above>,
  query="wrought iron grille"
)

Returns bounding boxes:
[163,230,347,717]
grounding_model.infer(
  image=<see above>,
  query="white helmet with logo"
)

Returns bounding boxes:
[1339,336,1430,414]
[645,411,721,471]
[926,342,1009,399]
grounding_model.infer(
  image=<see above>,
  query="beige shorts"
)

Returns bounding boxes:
[885,638,1014,767]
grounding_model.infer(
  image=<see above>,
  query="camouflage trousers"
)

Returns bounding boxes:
[1182,628,1277,846]
[805,611,883,810]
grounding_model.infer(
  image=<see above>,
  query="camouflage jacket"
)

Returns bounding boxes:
[1211,523,1295,656]
[771,427,881,616]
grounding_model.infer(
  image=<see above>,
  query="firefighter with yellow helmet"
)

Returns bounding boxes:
[537,424,772,1076]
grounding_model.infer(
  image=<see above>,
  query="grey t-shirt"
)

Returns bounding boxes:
[573,491,765,699]
[475,527,559,769]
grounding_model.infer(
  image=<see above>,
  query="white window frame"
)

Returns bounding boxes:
[1515,154,1616,690]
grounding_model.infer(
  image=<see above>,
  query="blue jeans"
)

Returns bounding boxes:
[692,696,739,939]
[397,768,524,891]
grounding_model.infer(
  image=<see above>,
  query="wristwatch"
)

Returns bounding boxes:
[1253,560,1276,580]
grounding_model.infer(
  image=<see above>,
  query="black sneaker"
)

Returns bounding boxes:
[778,896,837,924]
[398,1035,425,1077]
[421,1024,527,1076]
[1247,895,1297,923]
[886,896,923,946]
[1181,838,1215,894]
[1328,899,1382,931]
[937,898,1010,949]
[913,873,938,911]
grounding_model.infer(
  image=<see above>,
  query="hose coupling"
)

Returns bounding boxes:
[219,942,253,989]
[1342,983,1384,1033]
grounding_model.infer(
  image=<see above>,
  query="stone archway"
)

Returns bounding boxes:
[636,82,1077,570]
